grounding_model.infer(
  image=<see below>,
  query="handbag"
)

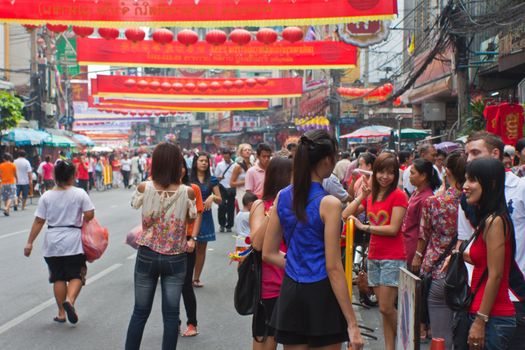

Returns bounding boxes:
[420,237,457,322]
[234,247,262,315]
[444,229,487,311]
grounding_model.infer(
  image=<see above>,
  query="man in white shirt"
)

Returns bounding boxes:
[120,154,132,188]
[456,131,525,348]
[13,150,33,210]
[214,149,236,232]
[402,143,437,196]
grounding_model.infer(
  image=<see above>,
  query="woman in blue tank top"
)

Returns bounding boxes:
[263,130,364,350]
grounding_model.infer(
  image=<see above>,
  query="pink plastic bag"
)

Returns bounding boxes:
[126,225,142,250]
[81,218,109,263]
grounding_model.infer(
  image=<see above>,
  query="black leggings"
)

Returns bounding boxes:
[181,247,197,326]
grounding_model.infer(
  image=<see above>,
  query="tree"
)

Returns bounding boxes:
[0,91,24,143]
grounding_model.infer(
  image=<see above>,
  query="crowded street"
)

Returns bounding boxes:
[0,187,399,350]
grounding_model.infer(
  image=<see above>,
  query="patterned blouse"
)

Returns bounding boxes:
[420,186,461,279]
[131,181,197,255]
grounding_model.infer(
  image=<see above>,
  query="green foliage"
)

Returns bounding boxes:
[460,99,486,136]
[0,91,24,131]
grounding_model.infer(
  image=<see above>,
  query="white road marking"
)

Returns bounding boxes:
[207,248,214,251]
[126,253,136,260]
[0,263,123,335]
[0,230,26,240]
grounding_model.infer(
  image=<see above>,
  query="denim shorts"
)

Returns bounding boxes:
[16,184,29,199]
[367,259,406,287]
[1,184,16,201]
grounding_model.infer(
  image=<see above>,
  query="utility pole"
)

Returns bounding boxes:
[455,34,469,135]
[330,69,342,138]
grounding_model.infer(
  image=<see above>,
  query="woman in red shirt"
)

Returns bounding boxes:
[343,152,408,350]
[462,157,516,350]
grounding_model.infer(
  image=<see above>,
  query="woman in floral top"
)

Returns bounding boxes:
[418,151,466,350]
[125,143,197,350]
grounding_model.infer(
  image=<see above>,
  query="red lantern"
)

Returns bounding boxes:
[130,112,137,116]
[185,83,196,91]
[138,80,149,89]
[256,28,278,45]
[138,112,146,116]
[256,77,268,85]
[223,80,233,89]
[47,24,68,33]
[393,97,402,106]
[98,28,119,40]
[210,81,221,90]
[230,29,251,45]
[152,29,174,45]
[205,30,227,45]
[282,27,304,43]
[234,79,245,89]
[246,78,257,87]
[125,28,145,43]
[72,26,94,37]
[172,82,183,91]
[161,82,171,91]
[383,83,394,94]
[124,79,136,88]
[177,29,199,46]
[149,81,160,89]
[23,24,40,32]
[197,82,208,91]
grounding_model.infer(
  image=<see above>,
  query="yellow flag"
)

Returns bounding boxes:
[408,34,415,55]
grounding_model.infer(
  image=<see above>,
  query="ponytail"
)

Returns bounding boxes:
[292,130,337,222]
[412,158,441,191]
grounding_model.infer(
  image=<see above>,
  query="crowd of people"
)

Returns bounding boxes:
[14,129,525,350]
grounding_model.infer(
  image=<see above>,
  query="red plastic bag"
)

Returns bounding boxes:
[81,218,109,263]
[126,225,142,250]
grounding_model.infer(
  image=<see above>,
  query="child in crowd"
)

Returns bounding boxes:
[234,192,258,254]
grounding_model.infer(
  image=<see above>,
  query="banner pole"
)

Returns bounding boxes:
[345,218,354,301]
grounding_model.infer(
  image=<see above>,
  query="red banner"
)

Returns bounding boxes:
[1,0,397,28]
[89,97,269,112]
[93,75,303,99]
[77,38,357,70]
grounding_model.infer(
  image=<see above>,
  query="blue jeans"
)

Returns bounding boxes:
[125,246,187,350]
[467,314,516,350]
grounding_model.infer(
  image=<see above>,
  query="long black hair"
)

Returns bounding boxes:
[181,158,190,186]
[412,158,441,191]
[262,157,292,201]
[466,158,513,238]
[293,130,337,222]
[190,152,211,185]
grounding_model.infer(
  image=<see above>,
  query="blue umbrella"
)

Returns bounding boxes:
[3,128,49,146]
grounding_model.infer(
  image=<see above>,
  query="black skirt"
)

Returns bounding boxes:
[271,274,348,340]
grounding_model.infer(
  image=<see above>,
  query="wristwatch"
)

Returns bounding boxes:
[190,236,198,241]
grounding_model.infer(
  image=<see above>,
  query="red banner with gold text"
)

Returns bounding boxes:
[1,0,397,28]
[89,97,270,112]
[94,75,303,99]
[77,38,357,70]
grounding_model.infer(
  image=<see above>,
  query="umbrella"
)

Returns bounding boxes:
[435,141,461,153]
[43,134,77,148]
[398,128,430,140]
[71,134,95,147]
[91,146,114,153]
[2,128,49,146]
[340,125,392,140]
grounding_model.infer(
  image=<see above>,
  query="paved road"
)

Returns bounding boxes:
[0,188,395,349]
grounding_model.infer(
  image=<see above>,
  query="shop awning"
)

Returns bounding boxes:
[398,128,430,140]
[2,128,49,146]
[43,134,77,148]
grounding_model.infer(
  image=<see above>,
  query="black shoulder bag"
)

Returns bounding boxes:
[234,247,263,316]
[444,229,488,312]
[420,237,457,322]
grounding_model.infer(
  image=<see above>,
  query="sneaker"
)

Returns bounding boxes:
[219,227,225,233]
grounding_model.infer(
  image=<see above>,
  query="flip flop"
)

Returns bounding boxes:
[53,317,66,323]
[192,280,203,288]
[62,301,78,324]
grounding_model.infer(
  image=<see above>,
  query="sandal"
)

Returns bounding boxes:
[181,324,199,337]
[193,280,203,288]
[53,317,66,323]
[62,301,78,324]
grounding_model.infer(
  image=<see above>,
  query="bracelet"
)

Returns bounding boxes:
[415,251,423,258]
[476,311,489,323]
